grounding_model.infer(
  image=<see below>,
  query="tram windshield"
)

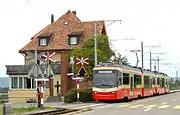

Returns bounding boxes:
[93,70,119,88]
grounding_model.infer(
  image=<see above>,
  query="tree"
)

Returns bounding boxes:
[113,53,129,65]
[69,35,113,79]
[69,35,129,82]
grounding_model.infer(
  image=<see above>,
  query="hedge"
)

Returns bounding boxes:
[64,88,94,103]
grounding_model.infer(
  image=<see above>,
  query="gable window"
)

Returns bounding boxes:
[69,36,78,45]
[40,38,47,46]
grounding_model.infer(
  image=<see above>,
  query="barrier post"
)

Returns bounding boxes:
[40,81,44,110]
[77,79,80,102]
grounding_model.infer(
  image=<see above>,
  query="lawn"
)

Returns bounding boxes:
[0,106,53,115]
[12,106,53,115]
[0,105,2,115]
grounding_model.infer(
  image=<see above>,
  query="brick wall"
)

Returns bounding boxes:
[71,79,92,89]
[61,52,71,96]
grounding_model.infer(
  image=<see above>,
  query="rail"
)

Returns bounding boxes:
[23,108,80,115]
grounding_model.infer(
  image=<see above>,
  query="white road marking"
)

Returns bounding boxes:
[158,105,170,109]
[173,105,180,109]
[74,103,105,109]
[129,104,144,108]
[117,104,130,108]
[143,105,157,108]
[95,104,113,109]
[172,99,176,101]
[144,108,152,112]
[161,102,168,104]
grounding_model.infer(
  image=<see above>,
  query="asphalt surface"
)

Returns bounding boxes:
[77,92,180,115]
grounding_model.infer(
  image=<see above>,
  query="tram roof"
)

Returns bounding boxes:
[96,62,169,77]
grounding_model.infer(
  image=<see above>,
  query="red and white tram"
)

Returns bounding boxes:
[92,62,170,101]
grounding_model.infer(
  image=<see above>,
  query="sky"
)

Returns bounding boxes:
[0,0,180,77]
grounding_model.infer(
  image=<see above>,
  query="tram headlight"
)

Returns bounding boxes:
[94,91,97,94]
[112,91,115,94]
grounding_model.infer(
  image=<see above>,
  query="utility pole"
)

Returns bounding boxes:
[94,23,97,66]
[176,70,178,81]
[151,52,166,72]
[94,20,121,66]
[141,41,144,69]
[151,56,165,72]
[157,56,160,72]
[150,52,152,70]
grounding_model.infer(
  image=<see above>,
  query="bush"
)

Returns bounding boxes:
[64,88,77,103]
[64,88,94,103]
[80,88,93,102]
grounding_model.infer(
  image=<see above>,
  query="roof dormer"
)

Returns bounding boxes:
[38,33,52,46]
[68,31,83,45]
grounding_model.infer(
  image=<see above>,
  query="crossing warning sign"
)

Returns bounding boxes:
[76,65,89,77]
[75,57,90,66]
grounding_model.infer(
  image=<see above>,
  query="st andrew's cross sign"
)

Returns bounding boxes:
[75,57,90,78]
[75,57,89,66]
[42,52,56,63]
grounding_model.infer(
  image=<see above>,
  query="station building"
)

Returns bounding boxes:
[6,10,107,103]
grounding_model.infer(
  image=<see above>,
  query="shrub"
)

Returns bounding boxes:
[64,88,77,103]
[80,88,93,102]
[64,88,94,103]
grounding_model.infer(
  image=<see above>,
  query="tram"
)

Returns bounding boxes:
[92,62,170,101]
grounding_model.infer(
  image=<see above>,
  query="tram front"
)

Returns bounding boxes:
[92,66,122,101]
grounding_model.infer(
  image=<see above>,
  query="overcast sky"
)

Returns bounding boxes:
[0,0,180,77]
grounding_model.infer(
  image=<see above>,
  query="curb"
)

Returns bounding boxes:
[63,108,93,115]
[169,89,180,93]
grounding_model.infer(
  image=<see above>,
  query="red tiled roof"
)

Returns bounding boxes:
[19,11,107,53]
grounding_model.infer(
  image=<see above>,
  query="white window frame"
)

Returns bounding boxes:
[40,38,47,46]
[9,75,49,90]
[69,36,78,45]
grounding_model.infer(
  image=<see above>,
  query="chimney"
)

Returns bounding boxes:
[51,14,54,24]
[72,11,76,16]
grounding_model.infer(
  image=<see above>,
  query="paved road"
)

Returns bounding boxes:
[77,92,180,115]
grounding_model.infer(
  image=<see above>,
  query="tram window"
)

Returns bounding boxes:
[157,78,160,85]
[118,72,122,85]
[134,74,141,85]
[166,79,168,85]
[150,78,152,88]
[144,76,150,88]
[162,78,165,87]
[153,77,156,85]
[123,73,129,85]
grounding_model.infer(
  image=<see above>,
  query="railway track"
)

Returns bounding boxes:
[25,108,80,115]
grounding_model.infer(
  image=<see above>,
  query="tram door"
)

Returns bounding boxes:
[130,75,134,97]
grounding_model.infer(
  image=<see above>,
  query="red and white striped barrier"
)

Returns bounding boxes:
[40,81,44,109]
[73,77,83,102]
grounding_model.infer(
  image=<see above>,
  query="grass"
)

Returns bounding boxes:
[12,106,53,115]
[0,105,53,115]
[72,101,82,104]
[81,108,93,113]
[0,106,2,115]
[0,94,8,104]
[0,100,8,104]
